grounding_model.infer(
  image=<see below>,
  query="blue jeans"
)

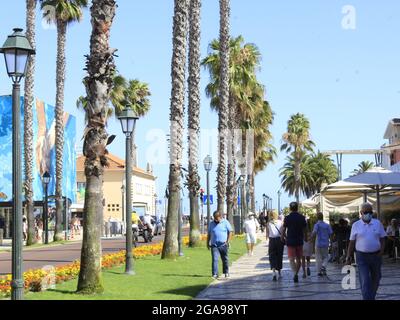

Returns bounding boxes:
[211,243,229,276]
[356,252,382,300]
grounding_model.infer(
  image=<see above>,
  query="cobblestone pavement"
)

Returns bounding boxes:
[196,235,400,300]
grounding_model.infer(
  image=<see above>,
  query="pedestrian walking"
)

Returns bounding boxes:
[244,212,259,256]
[266,210,284,281]
[346,203,386,300]
[386,219,400,259]
[302,220,313,278]
[281,202,307,283]
[311,212,333,276]
[207,211,234,280]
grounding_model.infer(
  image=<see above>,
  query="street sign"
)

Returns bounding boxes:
[202,195,213,205]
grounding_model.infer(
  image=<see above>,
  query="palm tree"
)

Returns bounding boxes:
[351,160,375,176]
[119,79,151,165]
[216,0,230,213]
[42,0,88,242]
[76,74,127,123]
[77,76,151,167]
[251,101,276,212]
[280,151,337,198]
[187,0,202,246]
[281,113,315,203]
[202,36,261,223]
[76,0,116,294]
[161,0,190,259]
[308,151,338,193]
[24,0,38,246]
[280,152,315,199]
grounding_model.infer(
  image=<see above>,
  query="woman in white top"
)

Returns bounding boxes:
[266,210,284,281]
[244,212,260,256]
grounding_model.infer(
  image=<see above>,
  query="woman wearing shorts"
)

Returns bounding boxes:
[244,212,259,256]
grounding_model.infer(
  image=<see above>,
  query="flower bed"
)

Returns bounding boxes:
[0,235,209,297]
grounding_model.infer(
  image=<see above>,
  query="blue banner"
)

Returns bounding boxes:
[202,195,213,205]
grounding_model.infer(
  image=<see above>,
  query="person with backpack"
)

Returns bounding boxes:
[266,210,284,281]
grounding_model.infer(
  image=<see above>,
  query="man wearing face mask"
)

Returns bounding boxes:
[346,203,386,300]
[207,211,234,280]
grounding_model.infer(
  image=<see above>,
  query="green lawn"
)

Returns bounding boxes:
[25,237,247,300]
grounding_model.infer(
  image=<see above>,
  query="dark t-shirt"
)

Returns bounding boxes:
[283,212,307,247]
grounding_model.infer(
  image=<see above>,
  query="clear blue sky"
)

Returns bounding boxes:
[1,0,400,214]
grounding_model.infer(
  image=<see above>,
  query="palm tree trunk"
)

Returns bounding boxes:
[226,94,235,227]
[162,0,189,259]
[217,0,230,213]
[77,0,117,294]
[187,0,201,247]
[54,19,67,242]
[24,0,37,246]
[294,152,301,203]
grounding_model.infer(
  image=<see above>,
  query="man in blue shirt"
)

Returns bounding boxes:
[207,211,233,279]
[311,212,332,276]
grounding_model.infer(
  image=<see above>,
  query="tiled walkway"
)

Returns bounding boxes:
[196,235,400,300]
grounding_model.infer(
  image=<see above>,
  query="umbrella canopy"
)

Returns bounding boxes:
[344,167,400,220]
[344,167,400,186]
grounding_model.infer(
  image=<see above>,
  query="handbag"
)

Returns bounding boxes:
[270,221,285,245]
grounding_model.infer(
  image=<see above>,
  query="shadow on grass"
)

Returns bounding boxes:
[46,289,77,295]
[162,273,209,278]
[157,284,208,297]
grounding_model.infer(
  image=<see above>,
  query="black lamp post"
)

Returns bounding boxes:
[0,28,35,300]
[262,194,267,214]
[118,107,138,275]
[203,155,212,229]
[42,171,50,245]
[121,183,125,227]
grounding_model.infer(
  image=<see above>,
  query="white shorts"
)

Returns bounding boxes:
[246,233,257,244]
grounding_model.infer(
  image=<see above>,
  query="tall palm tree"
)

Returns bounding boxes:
[280,152,315,199]
[42,0,88,242]
[161,0,190,259]
[76,0,116,294]
[118,79,151,165]
[202,36,261,223]
[251,101,276,212]
[351,160,375,176]
[24,0,38,246]
[187,0,202,246]
[281,113,315,203]
[76,73,127,123]
[280,151,337,198]
[216,0,230,213]
[308,151,338,193]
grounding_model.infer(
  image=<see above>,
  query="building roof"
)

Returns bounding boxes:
[384,118,400,139]
[76,153,156,180]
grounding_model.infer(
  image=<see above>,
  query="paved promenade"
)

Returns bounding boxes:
[196,235,400,300]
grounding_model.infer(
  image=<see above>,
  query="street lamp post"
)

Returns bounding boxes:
[262,194,267,215]
[203,155,212,230]
[0,28,35,300]
[239,175,245,233]
[121,183,125,229]
[118,107,138,275]
[42,172,50,245]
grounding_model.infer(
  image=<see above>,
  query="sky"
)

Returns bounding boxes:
[1,0,400,215]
